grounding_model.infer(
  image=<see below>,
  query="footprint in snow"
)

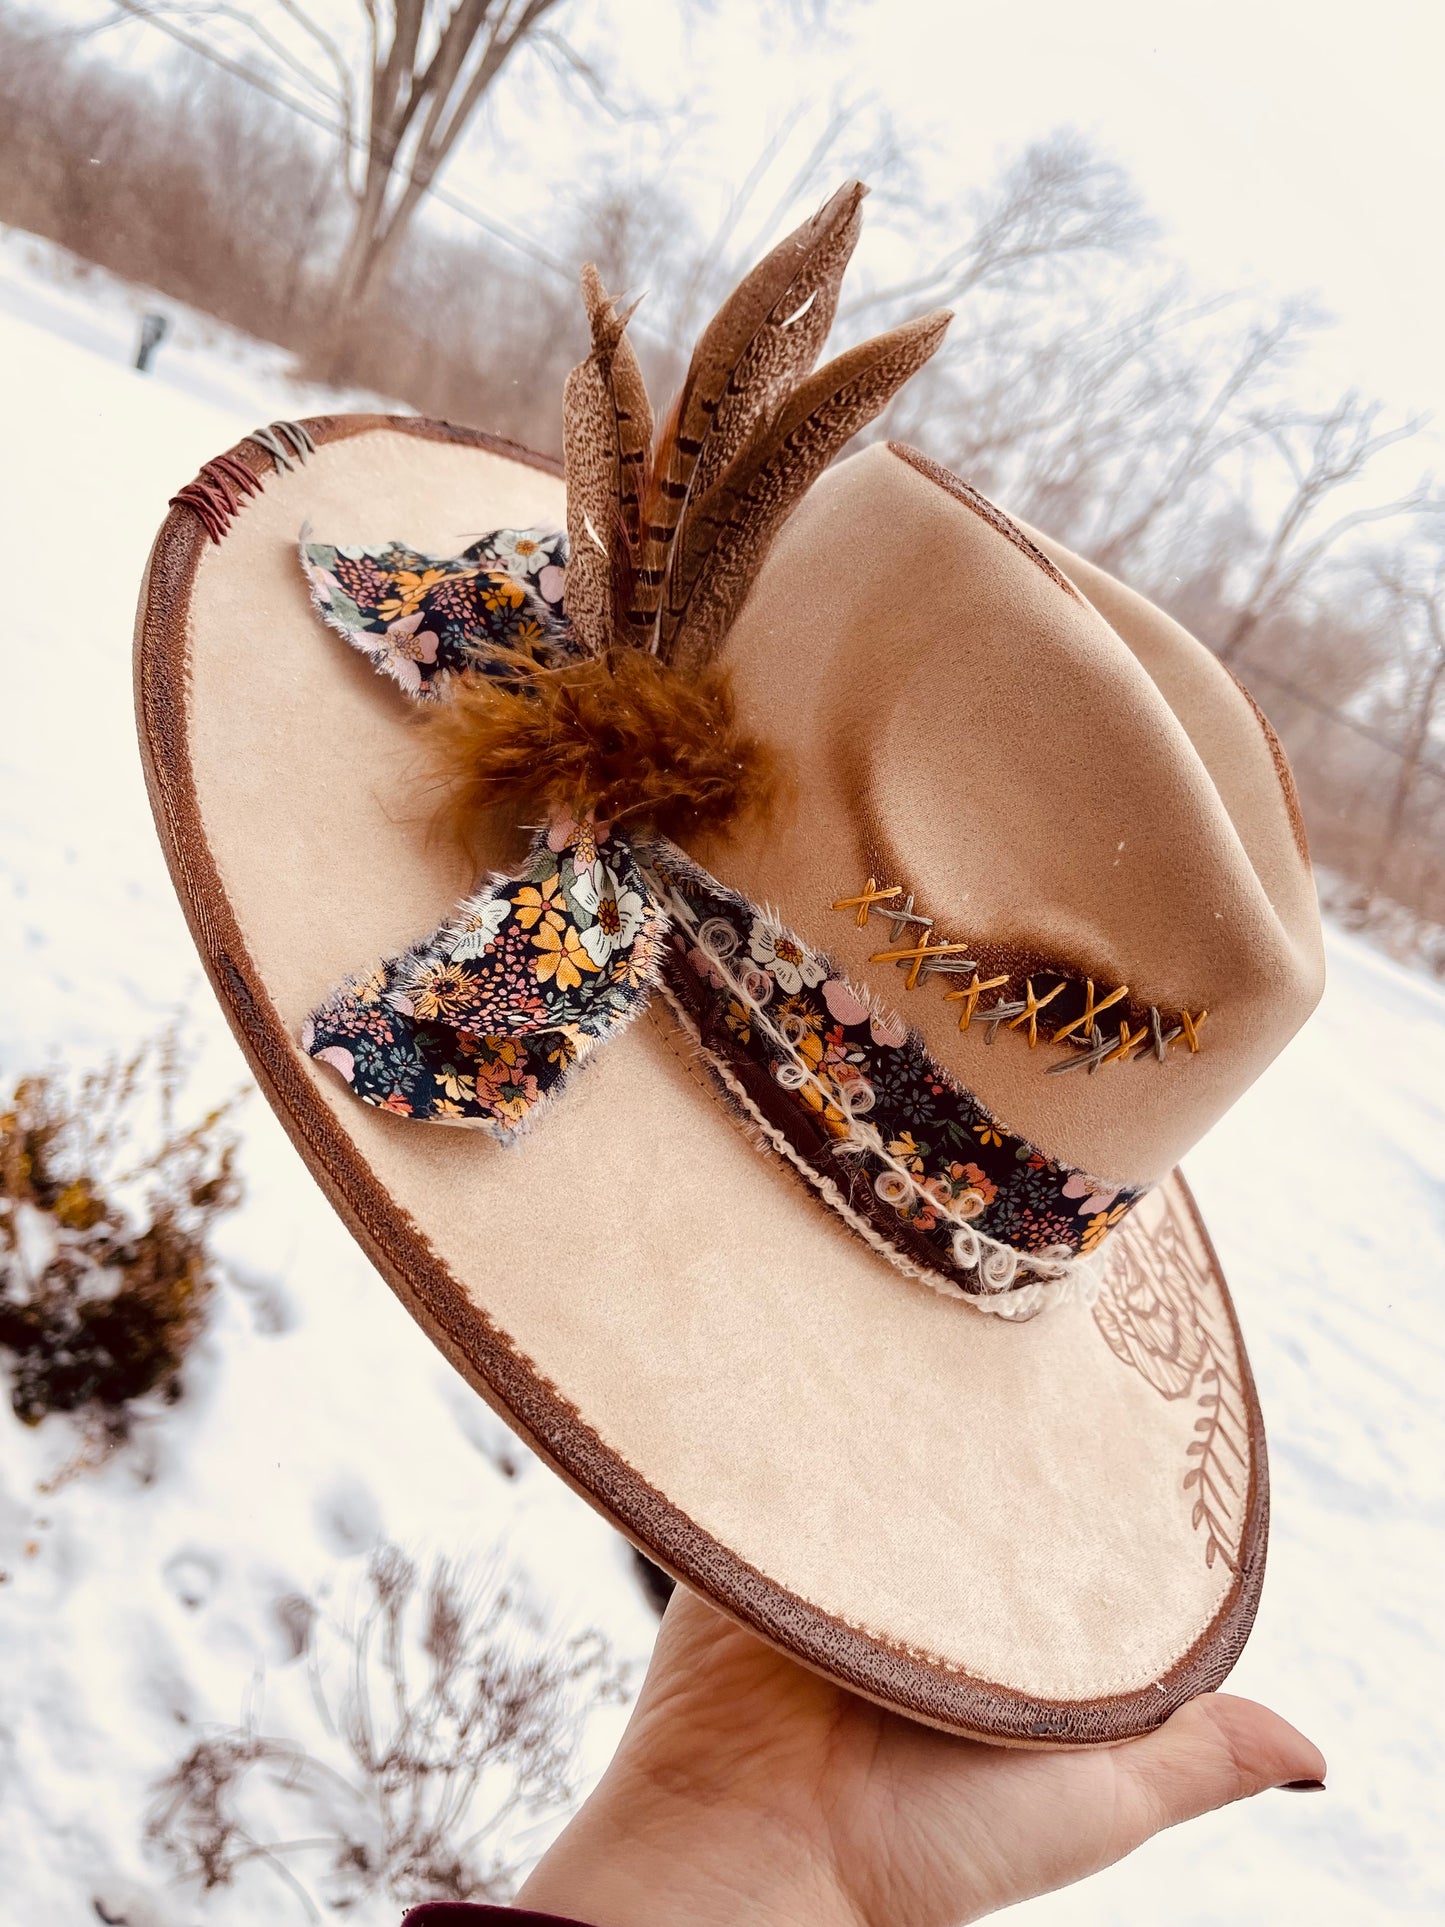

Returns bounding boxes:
[316,1474,384,1556]
[162,1546,220,1611]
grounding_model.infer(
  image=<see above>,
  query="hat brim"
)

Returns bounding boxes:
[136,415,1266,1745]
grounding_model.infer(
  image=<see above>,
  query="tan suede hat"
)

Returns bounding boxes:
[134,185,1324,1745]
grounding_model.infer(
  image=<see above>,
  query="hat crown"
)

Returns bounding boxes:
[702,439,1324,1185]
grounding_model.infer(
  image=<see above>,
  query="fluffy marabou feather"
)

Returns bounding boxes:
[629,179,866,644]
[420,651,778,847]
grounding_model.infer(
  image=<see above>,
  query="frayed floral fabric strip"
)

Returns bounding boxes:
[644,845,1146,1295]
[303,820,665,1133]
[300,527,571,698]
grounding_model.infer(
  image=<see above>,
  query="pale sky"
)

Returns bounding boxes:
[845,0,1445,414]
[44,0,1445,448]
[575,0,1444,422]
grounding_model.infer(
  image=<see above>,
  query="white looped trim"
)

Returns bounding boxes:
[740,966,774,1005]
[651,864,1110,1320]
[838,1076,875,1119]
[697,916,741,961]
[980,1244,1019,1292]
[950,1224,981,1267]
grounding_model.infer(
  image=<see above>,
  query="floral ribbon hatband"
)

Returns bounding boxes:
[298,526,1146,1310]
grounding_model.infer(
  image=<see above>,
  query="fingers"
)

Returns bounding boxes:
[1111,1693,1327,1848]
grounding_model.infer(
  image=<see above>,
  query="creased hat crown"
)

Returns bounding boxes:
[701,438,1325,1186]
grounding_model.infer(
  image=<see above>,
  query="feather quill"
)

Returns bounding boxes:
[629,178,867,644]
[660,308,952,670]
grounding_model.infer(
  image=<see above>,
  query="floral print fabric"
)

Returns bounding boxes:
[298,522,1145,1296]
[301,527,570,698]
[647,847,1145,1294]
[303,821,664,1132]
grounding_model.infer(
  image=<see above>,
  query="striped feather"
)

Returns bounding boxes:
[580,263,654,549]
[630,179,866,643]
[660,308,952,669]
[561,347,618,657]
[563,264,655,655]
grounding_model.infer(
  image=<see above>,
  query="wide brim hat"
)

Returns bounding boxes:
[136,194,1322,1743]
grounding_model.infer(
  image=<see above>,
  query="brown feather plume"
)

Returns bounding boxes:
[421,650,778,849]
[436,179,947,854]
[660,308,952,669]
[562,265,655,655]
[628,178,866,644]
[580,263,654,548]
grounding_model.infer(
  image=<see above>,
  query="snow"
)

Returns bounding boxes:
[1,233,1441,1924]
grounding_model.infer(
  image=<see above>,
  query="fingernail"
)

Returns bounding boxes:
[1276,1778,1326,1792]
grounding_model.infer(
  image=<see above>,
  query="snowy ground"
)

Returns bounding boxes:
[1,236,1441,1924]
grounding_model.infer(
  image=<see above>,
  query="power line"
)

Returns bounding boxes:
[62,11,1445,788]
[110,4,578,284]
[1240,659,1445,783]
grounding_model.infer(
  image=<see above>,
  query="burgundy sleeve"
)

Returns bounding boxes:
[401,1907,599,1927]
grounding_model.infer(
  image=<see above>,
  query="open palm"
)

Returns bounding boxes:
[520,1586,1324,1927]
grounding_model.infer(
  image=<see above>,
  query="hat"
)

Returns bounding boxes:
[135,183,1324,1744]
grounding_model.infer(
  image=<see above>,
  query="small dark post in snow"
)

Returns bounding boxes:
[134,312,169,374]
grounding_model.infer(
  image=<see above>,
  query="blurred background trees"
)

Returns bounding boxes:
[1,0,1441,953]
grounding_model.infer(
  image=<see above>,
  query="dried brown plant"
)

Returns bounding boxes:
[0,1028,243,1433]
[148,1545,626,1914]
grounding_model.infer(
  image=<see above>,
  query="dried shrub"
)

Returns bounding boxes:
[0,1030,242,1433]
[148,1545,625,1914]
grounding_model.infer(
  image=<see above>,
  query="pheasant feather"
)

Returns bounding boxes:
[580,263,653,549]
[562,265,654,655]
[660,308,952,669]
[629,178,867,644]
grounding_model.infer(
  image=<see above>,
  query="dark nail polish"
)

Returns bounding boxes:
[1276,1778,1326,1791]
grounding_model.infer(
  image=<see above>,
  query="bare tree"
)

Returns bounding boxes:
[1216,392,1432,664]
[1087,303,1311,578]
[331,1,570,314]
[886,277,1259,564]
[842,131,1152,324]
[112,0,573,322]
[1360,543,1445,910]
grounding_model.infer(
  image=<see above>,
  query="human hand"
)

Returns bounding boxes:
[518,1584,1325,1927]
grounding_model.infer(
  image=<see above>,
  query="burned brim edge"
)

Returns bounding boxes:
[135,412,1268,1744]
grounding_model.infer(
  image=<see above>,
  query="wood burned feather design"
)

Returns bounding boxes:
[1094,1200,1249,1572]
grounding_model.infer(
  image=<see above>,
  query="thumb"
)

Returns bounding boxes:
[1110,1693,1326,1850]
